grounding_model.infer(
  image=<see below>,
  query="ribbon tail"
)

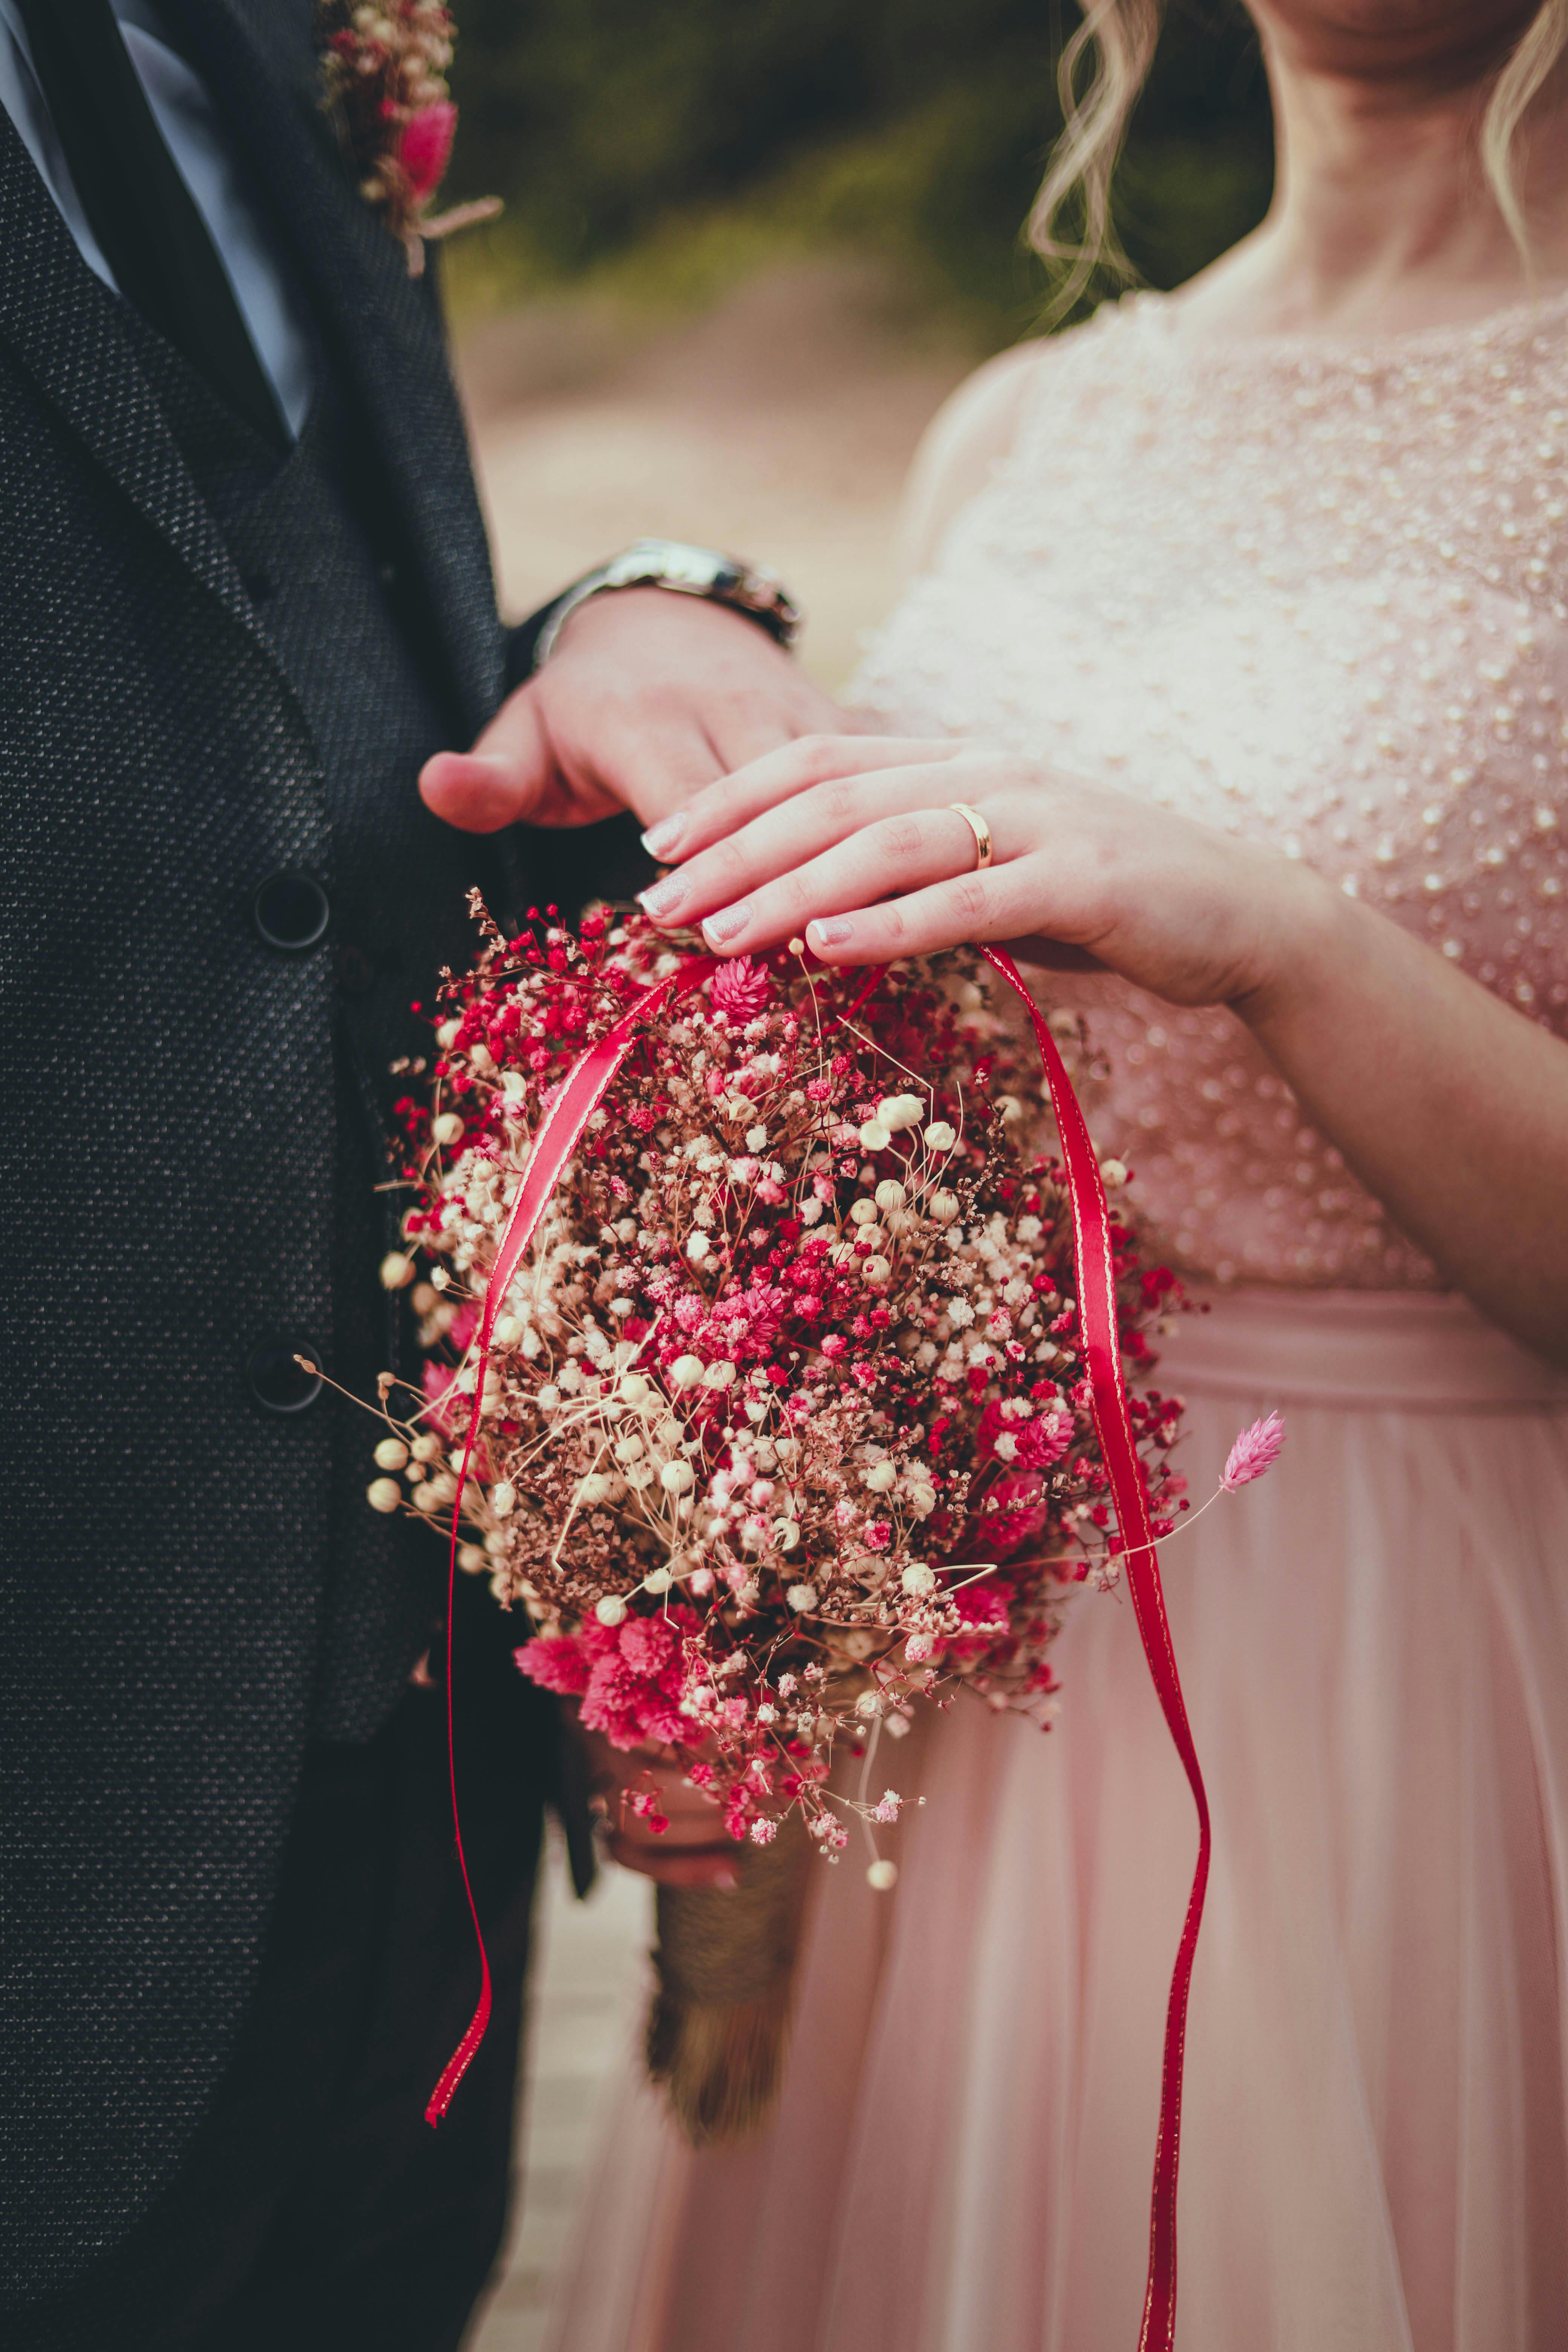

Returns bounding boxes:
[425,959,713,2125]
[424,1433,493,2124]
[982,947,1211,2352]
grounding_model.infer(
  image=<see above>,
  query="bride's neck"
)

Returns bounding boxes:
[1177,15,1568,341]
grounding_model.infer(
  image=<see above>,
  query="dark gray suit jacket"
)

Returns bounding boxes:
[0,0,611,2298]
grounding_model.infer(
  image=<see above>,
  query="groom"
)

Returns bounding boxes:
[0,4,840,2347]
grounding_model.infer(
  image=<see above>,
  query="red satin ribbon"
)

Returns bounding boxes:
[983,947,1210,2352]
[427,946,1210,2352]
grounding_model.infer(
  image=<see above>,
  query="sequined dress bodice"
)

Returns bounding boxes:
[852,290,1568,1286]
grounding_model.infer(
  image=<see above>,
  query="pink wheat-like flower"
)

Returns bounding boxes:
[398,101,456,205]
[710,956,772,1020]
[1220,1410,1285,1492]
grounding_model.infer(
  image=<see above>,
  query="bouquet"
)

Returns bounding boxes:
[366,902,1189,2139]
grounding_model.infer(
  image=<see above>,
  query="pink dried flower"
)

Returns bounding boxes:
[398,100,455,205]
[1013,1412,1073,1472]
[515,1632,590,1697]
[617,1615,676,1676]
[579,1649,685,1749]
[976,1469,1048,1555]
[711,957,772,1020]
[1220,1411,1285,1492]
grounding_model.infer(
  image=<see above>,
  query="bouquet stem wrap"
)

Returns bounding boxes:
[646,1811,816,2144]
[429,945,1209,2352]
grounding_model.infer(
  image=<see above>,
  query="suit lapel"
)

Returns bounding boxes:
[158,0,505,738]
[0,104,273,658]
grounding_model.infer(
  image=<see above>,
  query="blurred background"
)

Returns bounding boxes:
[444,0,1273,688]
[448,6,1274,2341]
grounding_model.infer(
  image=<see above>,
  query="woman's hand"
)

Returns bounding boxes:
[573,1721,742,1890]
[634,733,1323,1011]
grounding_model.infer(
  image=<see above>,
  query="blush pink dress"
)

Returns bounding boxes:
[546,292,1568,2352]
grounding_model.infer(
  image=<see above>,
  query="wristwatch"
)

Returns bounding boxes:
[530,538,803,669]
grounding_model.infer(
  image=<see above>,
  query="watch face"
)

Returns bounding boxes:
[622,541,732,594]
[660,545,720,588]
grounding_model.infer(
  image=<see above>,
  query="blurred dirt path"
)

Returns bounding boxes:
[455,259,976,693]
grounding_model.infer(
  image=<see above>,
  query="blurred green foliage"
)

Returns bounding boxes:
[446,1,1274,341]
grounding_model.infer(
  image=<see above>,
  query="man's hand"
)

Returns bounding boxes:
[575,1720,743,1890]
[418,589,860,837]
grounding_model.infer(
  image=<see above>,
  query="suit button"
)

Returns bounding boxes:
[253,870,330,952]
[248,1336,324,1414]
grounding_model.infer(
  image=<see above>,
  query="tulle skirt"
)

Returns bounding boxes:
[546,1289,1568,2352]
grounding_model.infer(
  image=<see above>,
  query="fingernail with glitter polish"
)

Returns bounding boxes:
[809,917,853,947]
[637,876,685,919]
[641,812,686,859]
[703,905,749,944]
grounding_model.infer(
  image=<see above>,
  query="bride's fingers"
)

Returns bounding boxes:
[799,861,1058,965]
[639,766,1007,929]
[689,804,1025,952]
[638,733,968,866]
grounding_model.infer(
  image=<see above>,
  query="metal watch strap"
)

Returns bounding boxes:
[531,538,802,669]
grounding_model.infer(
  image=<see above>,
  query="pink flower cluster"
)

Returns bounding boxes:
[523,1607,692,1751]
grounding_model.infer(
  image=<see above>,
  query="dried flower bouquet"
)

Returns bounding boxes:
[368,904,1188,2136]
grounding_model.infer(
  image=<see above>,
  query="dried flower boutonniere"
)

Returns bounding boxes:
[317,2,501,277]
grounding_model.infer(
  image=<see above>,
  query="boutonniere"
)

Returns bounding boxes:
[317,2,501,277]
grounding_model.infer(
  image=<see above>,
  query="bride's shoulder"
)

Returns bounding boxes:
[898,303,1143,572]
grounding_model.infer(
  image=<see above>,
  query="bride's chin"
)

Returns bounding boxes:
[1246,0,1537,87]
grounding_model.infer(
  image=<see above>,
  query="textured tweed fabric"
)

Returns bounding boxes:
[121,325,516,1744]
[0,0,550,2298]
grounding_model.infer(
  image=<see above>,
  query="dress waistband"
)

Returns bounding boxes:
[1146,1286,1568,1413]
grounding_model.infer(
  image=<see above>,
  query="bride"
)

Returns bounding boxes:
[547,3,1568,2344]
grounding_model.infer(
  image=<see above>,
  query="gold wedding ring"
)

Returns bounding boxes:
[949,802,993,873]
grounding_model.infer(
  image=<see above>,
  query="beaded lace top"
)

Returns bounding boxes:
[852,288,1568,1288]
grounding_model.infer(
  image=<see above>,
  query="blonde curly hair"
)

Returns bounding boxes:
[1029,0,1568,313]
